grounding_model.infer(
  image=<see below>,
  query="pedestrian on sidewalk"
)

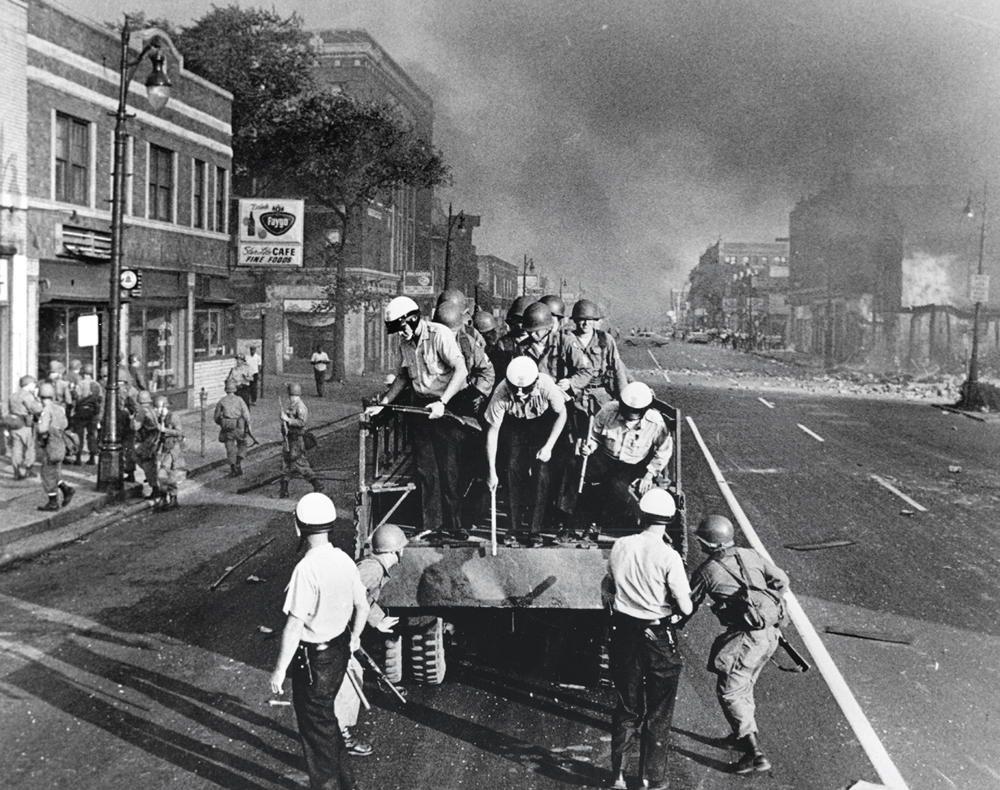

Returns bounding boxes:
[227,353,254,408]
[215,379,251,478]
[7,375,42,480]
[246,345,262,405]
[35,382,75,511]
[279,382,323,499]
[153,395,186,510]
[310,344,331,397]
[269,493,369,790]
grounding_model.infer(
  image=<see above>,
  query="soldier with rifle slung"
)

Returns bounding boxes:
[215,378,251,478]
[133,390,162,502]
[153,395,185,510]
[279,382,323,499]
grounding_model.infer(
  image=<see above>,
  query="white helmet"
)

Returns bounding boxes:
[384,296,420,324]
[506,356,539,388]
[620,382,653,410]
[638,488,676,520]
[295,492,337,534]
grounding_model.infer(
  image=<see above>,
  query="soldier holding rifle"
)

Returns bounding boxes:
[279,382,324,499]
[215,379,251,478]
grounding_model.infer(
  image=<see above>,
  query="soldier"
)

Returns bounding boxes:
[604,489,692,790]
[687,515,790,774]
[69,363,103,465]
[472,310,505,382]
[375,296,469,540]
[215,379,251,477]
[539,294,567,333]
[484,357,567,546]
[269,493,370,790]
[491,295,534,376]
[433,301,495,419]
[569,299,630,408]
[279,382,324,499]
[127,353,147,395]
[35,382,75,511]
[47,359,74,413]
[227,352,254,407]
[133,390,162,501]
[569,382,675,543]
[104,362,137,483]
[153,395,185,510]
[7,375,42,480]
[334,523,409,757]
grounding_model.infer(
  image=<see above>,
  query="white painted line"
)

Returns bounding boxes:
[758,397,775,409]
[687,416,910,790]
[869,475,927,513]
[797,423,826,442]
[647,349,671,383]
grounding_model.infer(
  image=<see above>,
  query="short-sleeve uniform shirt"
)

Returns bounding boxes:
[484,372,566,428]
[282,543,366,644]
[609,531,690,621]
[400,320,465,399]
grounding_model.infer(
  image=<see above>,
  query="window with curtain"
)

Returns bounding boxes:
[149,144,174,222]
[55,113,89,205]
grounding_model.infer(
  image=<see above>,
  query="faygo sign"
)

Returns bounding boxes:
[238,199,305,267]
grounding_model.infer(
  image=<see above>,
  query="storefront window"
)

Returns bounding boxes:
[38,304,100,380]
[195,307,233,358]
[128,305,184,392]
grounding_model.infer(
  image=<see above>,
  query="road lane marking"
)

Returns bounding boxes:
[686,416,910,790]
[869,475,927,512]
[797,423,826,442]
[647,349,671,383]
[758,397,775,409]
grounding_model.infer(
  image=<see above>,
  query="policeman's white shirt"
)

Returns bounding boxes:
[610,531,690,621]
[282,543,366,643]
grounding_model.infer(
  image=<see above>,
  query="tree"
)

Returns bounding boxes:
[169,5,317,193]
[259,92,451,381]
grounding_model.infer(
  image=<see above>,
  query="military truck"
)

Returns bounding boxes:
[353,396,685,685]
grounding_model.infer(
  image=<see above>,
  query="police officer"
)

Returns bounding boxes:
[604,489,692,790]
[215,379,251,477]
[153,395,185,510]
[334,523,409,757]
[35,382,75,511]
[279,382,323,499]
[570,382,675,543]
[484,357,567,546]
[269,493,370,790]
[688,515,790,774]
[7,375,42,480]
[376,296,469,540]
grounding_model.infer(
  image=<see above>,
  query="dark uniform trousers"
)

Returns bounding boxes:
[291,631,356,790]
[503,412,557,535]
[410,392,464,533]
[572,449,649,532]
[610,612,684,786]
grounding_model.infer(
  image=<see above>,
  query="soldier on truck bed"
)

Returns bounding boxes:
[484,356,567,547]
[374,296,470,542]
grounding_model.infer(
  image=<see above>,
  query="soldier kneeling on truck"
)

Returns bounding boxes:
[569,381,674,544]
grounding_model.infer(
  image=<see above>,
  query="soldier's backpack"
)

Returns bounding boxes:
[711,552,785,631]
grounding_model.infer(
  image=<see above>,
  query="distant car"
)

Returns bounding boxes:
[686,331,711,344]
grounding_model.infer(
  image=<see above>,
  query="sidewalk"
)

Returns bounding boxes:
[1,373,381,567]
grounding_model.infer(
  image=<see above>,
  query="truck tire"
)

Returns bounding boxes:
[383,635,403,684]
[409,616,447,685]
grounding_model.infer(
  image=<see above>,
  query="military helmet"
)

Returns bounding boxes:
[472,310,496,333]
[436,288,468,311]
[225,379,238,393]
[506,295,534,325]
[433,302,464,331]
[69,359,82,371]
[137,390,153,405]
[287,382,303,396]
[82,363,94,376]
[696,515,735,548]
[571,299,603,321]
[295,492,337,534]
[639,488,676,520]
[539,294,566,318]
[38,382,55,399]
[371,523,408,553]
[19,375,36,388]
[620,382,653,410]
[154,395,169,408]
[506,356,539,388]
[521,302,553,333]
[49,360,65,374]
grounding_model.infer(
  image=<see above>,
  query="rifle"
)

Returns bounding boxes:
[355,647,407,704]
[278,395,289,453]
[577,395,596,494]
[775,632,810,672]
[381,402,481,432]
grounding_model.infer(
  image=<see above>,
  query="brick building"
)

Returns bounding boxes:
[1,0,234,408]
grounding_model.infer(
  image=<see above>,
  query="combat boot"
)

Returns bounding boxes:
[733,733,771,774]
[278,479,290,499]
[165,493,179,510]
[59,482,75,508]
[229,464,239,478]
[37,495,59,511]
[235,461,243,476]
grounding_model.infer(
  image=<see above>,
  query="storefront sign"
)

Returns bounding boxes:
[403,271,435,295]
[237,199,304,267]
[77,314,99,347]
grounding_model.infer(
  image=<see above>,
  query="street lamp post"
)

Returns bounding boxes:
[522,254,534,296]
[97,21,173,492]
[442,202,464,290]
[962,185,988,406]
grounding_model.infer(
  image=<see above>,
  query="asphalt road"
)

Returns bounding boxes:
[0,339,995,789]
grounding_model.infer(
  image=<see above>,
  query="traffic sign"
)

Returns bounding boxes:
[970,274,990,304]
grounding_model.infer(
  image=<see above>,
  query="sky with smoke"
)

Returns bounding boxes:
[62,0,1000,324]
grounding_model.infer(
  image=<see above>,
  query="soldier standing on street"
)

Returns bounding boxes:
[269,493,370,790]
[687,515,790,774]
[133,390,162,501]
[215,379,251,478]
[334,523,409,757]
[279,382,324,499]
[153,395,185,510]
[7,375,42,480]
[604,489,692,790]
[69,363,103,465]
[35,382,75,511]
[47,359,75,414]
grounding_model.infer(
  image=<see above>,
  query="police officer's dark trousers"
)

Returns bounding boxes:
[610,612,684,786]
[503,412,555,535]
[410,394,464,533]
[290,631,356,790]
